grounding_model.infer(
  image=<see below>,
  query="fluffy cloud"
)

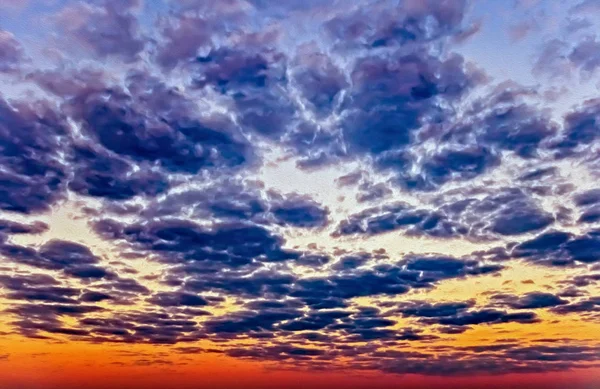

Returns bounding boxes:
[1,0,600,381]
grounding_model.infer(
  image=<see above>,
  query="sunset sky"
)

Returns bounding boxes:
[0,0,600,388]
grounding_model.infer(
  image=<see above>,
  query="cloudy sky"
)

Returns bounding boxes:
[0,0,600,388]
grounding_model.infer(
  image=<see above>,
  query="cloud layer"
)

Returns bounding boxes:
[0,0,599,384]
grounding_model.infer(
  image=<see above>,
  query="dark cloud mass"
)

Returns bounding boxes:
[334,188,553,240]
[0,97,68,214]
[1,0,600,383]
[396,298,539,329]
[71,78,253,175]
[490,292,568,310]
[512,229,600,266]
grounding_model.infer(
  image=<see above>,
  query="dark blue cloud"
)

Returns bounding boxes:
[330,252,372,271]
[550,297,600,316]
[326,0,468,49]
[518,167,557,182]
[356,182,393,203]
[420,146,499,189]
[279,309,352,332]
[65,266,111,279]
[0,97,68,214]
[7,302,104,339]
[447,88,557,158]
[0,239,115,283]
[204,307,302,335]
[68,144,168,201]
[396,300,475,318]
[215,255,493,313]
[490,292,568,310]
[224,344,326,361]
[573,189,600,224]
[551,98,600,155]
[512,229,600,266]
[290,255,502,303]
[0,274,79,304]
[334,188,552,239]
[333,201,454,237]
[0,219,48,235]
[175,267,296,299]
[73,85,252,174]
[269,192,329,228]
[432,309,539,327]
[194,48,283,93]
[374,86,558,191]
[76,309,206,344]
[147,292,209,308]
[93,218,300,268]
[574,189,600,206]
[340,52,477,157]
[147,182,329,227]
[395,299,539,329]
[80,291,113,303]
[36,240,101,270]
[193,47,296,139]
[291,49,347,117]
[139,179,327,228]
[0,0,599,377]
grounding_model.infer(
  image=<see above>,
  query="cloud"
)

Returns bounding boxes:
[291,47,348,117]
[396,299,539,330]
[53,0,145,62]
[0,239,117,284]
[147,292,210,308]
[0,97,68,214]
[334,188,553,240]
[79,291,113,303]
[68,143,169,201]
[340,52,478,158]
[490,292,568,309]
[0,273,79,304]
[549,98,600,165]
[0,219,48,235]
[194,47,295,140]
[512,229,600,266]
[36,240,101,270]
[0,29,25,73]
[155,14,213,69]
[431,309,539,327]
[535,33,600,80]
[1,0,600,379]
[268,192,330,228]
[92,218,301,268]
[154,0,252,69]
[572,188,600,223]
[568,36,600,75]
[326,0,468,48]
[148,182,331,229]
[70,75,253,175]
[396,300,476,318]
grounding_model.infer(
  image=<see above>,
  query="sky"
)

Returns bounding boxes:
[0,0,600,388]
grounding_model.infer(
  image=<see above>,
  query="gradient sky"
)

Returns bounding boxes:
[0,1,600,388]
